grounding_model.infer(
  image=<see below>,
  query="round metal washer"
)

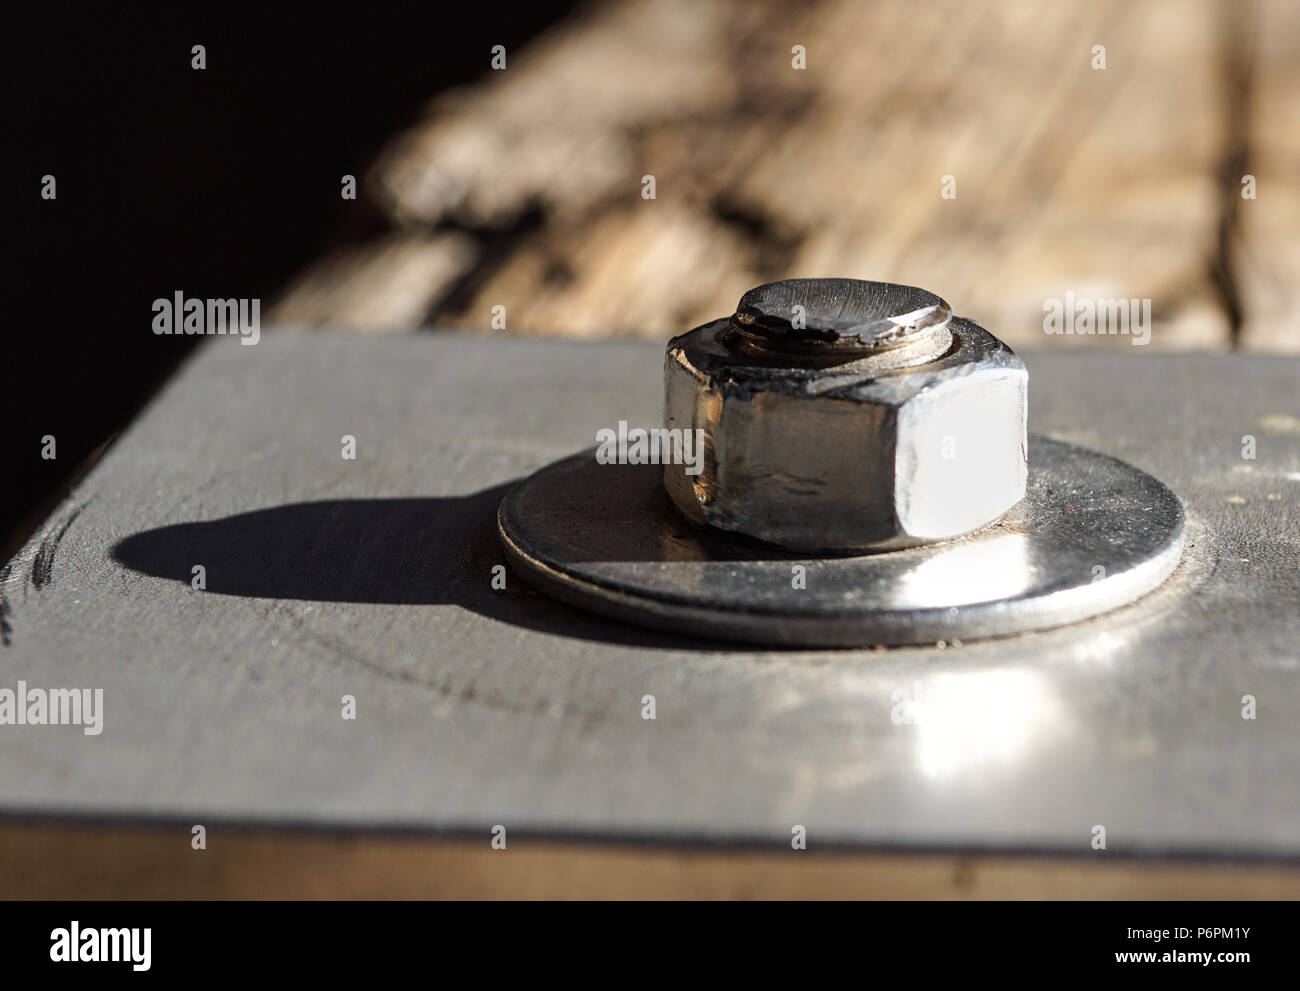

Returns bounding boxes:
[497,436,1185,647]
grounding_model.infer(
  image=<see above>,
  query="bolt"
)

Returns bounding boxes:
[731,277,952,357]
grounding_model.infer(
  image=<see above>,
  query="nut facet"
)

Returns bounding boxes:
[662,279,1028,552]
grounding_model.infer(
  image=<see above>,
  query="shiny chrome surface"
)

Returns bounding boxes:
[664,311,1027,552]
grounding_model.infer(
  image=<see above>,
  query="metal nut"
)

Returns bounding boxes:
[662,278,1028,552]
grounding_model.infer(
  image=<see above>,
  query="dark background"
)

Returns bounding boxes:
[7,3,572,557]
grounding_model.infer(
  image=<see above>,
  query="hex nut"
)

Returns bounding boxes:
[662,279,1028,552]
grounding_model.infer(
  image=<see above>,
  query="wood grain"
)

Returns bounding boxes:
[265,0,1294,351]
[1237,0,1300,350]
[5,820,1299,899]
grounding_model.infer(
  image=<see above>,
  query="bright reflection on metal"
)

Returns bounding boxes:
[905,668,1065,779]
[893,531,1032,608]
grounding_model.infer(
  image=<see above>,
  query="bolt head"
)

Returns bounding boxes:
[731,277,952,354]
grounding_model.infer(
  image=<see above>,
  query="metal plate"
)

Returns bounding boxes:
[499,436,1186,646]
[4,334,1299,862]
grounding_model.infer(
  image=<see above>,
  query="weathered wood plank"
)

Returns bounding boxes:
[267,0,1267,352]
[267,232,477,332]
[1238,0,1300,350]
[6,821,1300,898]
